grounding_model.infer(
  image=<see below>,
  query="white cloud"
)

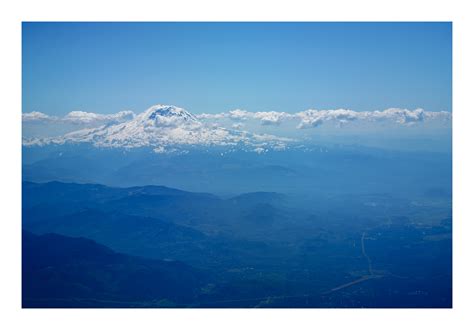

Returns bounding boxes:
[294,108,441,129]
[297,115,324,129]
[228,109,252,121]
[23,110,136,126]
[367,108,425,124]
[254,111,292,126]
[424,110,452,121]
[296,109,367,129]
[64,110,135,125]
[195,107,448,130]
[22,111,55,122]
[195,113,227,120]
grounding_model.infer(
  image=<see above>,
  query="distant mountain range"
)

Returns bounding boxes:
[22,143,452,197]
[22,181,291,261]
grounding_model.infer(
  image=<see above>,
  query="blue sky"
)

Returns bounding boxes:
[22,22,452,115]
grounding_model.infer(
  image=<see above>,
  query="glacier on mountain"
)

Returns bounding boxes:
[23,104,292,152]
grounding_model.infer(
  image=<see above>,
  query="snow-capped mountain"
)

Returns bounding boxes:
[23,105,292,153]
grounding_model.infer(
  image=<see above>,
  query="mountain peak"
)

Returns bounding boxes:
[23,104,292,152]
[141,104,198,123]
